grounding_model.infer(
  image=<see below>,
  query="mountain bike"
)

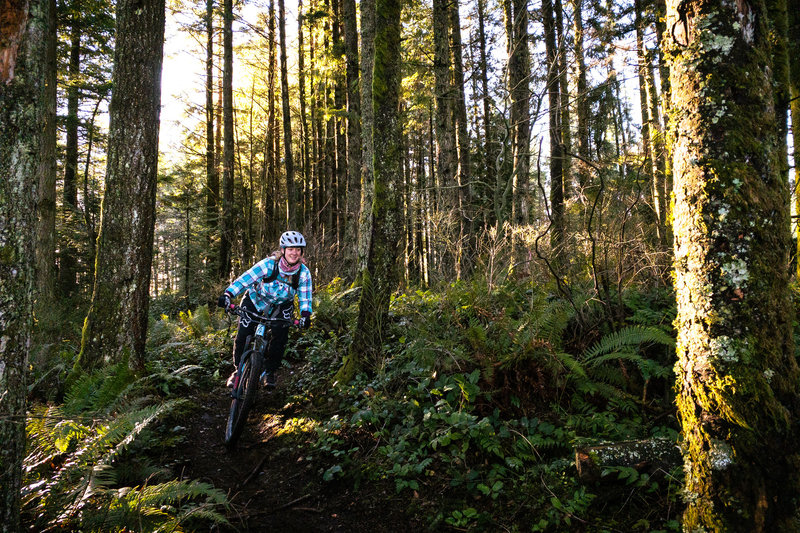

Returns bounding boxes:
[223,305,296,448]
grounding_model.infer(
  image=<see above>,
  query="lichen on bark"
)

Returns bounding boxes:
[667,0,800,530]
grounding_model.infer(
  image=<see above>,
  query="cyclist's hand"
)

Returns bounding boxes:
[300,311,311,329]
[217,292,233,309]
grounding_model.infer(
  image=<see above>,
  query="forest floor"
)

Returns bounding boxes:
[170,378,423,532]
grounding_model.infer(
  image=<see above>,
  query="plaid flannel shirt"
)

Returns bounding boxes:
[225,257,313,314]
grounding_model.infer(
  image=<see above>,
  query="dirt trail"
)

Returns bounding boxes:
[176,384,419,532]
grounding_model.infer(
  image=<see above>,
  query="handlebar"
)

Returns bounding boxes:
[225,304,299,327]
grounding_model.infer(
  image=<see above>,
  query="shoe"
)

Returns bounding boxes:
[226,371,238,388]
[261,371,276,389]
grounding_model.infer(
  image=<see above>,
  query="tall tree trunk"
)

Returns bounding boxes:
[343,0,361,271]
[543,0,565,262]
[449,0,472,276]
[36,0,58,312]
[508,0,531,225]
[61,8,81,295]
[205,0,218,275]
[77,0,165,372]
[432,0,456,267]
[332,0,346,244]
[573,0,590,196]
[654,0,672,211]
[476,0,495,220]
[790,1,800,276]
[219,0,234,278]
[298,0,311,230]
[0,0,51,526]
[634,0,658,239]
[635,0,665,244]
[82,97,103,282]
[311,26,323,234]
[279,0,296,229]
[357,0,376,279]
[555,0,571,197]
[267,0,277,243]
[341,0,402,379]
[668,0,800,529]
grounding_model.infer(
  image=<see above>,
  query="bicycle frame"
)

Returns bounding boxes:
[224,305,295,447]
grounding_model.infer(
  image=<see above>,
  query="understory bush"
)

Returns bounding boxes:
[302,278,683,532]
[23,311,232,532]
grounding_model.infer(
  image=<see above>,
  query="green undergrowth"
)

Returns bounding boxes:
[23,304,232,532]
[287,278,683,532]
[26,279,684,531]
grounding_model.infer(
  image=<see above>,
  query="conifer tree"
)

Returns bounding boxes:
[0,0,52,526]
[668,0,800,528]
[78,0,165,371]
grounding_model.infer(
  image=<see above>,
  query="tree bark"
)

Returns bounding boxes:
[433,0,456,220]
[555,0,571,198]
[60,7,81,295]
[476,0,495,221]
[0,0,51,526]
[449,0,472,277]
[279,0,296,229]
[508,0,531,226]
[343,0,361,272]
[77,0,165,372]
[573,0,590,196]
[357,0,376,279]
[298,0,311,230]
[543,0,565,262]
[341,0,403,379]
[205,0,218,274]
[668,0,800,529]
[790,1,800,277]
[219,0,234,278]
[36,0,58,312]
[267,0,277,243]
[575,438,682,483]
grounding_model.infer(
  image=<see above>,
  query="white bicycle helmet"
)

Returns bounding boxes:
[279,230,306,248]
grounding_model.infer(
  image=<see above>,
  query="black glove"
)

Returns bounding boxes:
[217,292,232,309]
[300,310,311,329]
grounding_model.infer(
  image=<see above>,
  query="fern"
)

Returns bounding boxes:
[64,360,137,414]
[178,304,213,338]
[22,400,218,532]
[582,325,674,361]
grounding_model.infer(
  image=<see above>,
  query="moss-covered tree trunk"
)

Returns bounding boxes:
[0,0,51,527]
[667,0,800,529]
[77,0,164,372]
[340,0,402,379]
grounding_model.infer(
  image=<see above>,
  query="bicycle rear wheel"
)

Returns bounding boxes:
[224,349,262,448]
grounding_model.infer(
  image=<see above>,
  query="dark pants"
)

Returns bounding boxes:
[232,295,291,373]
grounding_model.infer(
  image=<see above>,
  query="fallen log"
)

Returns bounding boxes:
[575,438,682,483]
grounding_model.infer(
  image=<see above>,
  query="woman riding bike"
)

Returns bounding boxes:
[217,231,313,388]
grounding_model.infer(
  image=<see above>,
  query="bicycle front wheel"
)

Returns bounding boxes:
[224,349,262,448]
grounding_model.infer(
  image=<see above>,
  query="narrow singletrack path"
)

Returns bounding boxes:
[172,383,419,532]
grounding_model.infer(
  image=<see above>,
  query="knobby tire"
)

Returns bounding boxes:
[224,348,262,448]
